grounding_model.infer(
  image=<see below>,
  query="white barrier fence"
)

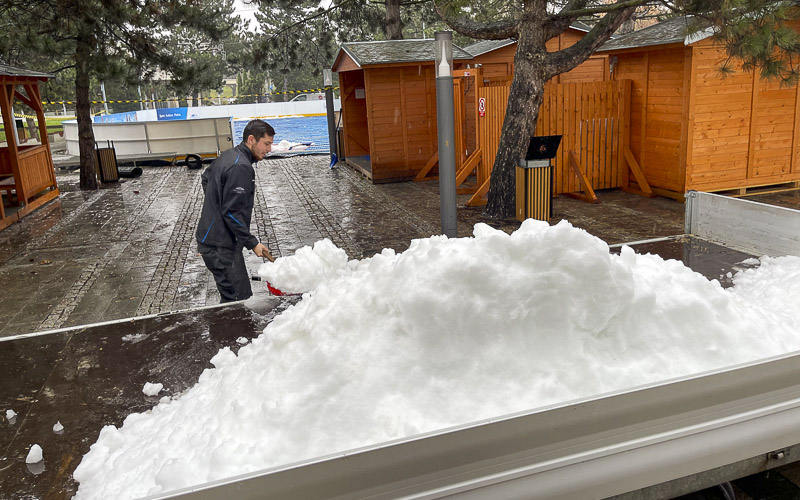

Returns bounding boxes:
[64,117,233,157]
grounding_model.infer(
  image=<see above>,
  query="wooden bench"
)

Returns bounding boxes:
[0,176,19,206]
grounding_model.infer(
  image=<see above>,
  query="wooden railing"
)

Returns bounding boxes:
[18,145,55,200]
[478,80,632,195]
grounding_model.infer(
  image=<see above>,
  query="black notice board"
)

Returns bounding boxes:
[525,135,562,160]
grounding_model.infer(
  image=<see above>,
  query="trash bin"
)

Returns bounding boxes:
[95,140,119,182]
[516,135,562,222]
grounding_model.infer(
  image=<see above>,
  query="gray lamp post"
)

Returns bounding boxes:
[435,31,457,238]
[324,69,338,166]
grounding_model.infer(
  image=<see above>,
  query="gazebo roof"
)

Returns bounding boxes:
[337,39,473,68]
[598,17,713,52]
[0,63,53,80]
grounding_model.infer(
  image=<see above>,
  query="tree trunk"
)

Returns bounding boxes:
[385,0,403,40]
[76,32,98,191]
[485,25,548,220]
[192,91,199,107]
[26,117,39,142]
[283,74,289,102]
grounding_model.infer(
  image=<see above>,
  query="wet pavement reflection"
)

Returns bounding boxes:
[0,298,294,499]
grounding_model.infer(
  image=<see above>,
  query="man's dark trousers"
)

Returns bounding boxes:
[198,242,253,302]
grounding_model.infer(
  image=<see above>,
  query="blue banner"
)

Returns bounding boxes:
[94,111,138,123]
[156,107,188,121]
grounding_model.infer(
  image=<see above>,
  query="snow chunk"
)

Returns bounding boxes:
[26,444,43,464]
[142,383,163,397]
[257,238,349,293]
[236,337,249,345]
[6,409,16,420]
[53,421,64,433]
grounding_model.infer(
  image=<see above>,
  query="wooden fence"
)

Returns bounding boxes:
[414,72,642,206]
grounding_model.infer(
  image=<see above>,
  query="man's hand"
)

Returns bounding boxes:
[253,243,274,262]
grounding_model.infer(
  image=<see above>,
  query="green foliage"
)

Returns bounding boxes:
[0,0,241,109]
[687,1,800,85]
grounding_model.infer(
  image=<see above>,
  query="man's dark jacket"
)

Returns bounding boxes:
[195,143,258,250]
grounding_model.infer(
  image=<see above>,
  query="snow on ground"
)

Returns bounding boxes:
[72,220,800,499]
[26,444,43,464]
[142,383,163,397]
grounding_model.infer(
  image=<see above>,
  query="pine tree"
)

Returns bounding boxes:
[0,0,238,189]
[434,0,800,219]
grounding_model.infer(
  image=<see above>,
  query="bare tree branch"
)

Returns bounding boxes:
[434,0,519,40]
[545,1,638,78]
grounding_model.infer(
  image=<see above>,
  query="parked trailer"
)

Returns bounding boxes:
[1,192,798,499]
[149,192,800,500]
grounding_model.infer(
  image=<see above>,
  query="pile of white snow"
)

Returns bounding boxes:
[72,220,800,499]
[257,238,349,293]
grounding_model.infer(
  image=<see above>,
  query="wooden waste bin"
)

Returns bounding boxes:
[95,141,119,182]
[515,135,562,222]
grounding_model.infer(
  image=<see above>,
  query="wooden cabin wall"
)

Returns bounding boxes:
[613,47,686,192]
[472,44,516,79]
[365,64,437,182]
[551,30,609,84]
[470,33,608,84]
[340,71,370,158]
[687,38,800,192]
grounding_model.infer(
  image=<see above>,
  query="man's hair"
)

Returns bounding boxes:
[243,119,275,142]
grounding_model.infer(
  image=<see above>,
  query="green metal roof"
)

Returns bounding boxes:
[0,63,53,79]
[599,17,713,52]
[341,39,473,67]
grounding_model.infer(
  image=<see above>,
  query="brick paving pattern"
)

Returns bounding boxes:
[0,156,684,337]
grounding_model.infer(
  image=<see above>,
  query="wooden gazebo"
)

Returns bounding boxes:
[0,63,60,231]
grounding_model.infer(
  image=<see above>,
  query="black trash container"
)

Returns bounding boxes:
[516,135,562,222]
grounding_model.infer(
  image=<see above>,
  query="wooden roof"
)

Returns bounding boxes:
[599,17,713,52]
[0,63,53,80]
[332,39,473,71]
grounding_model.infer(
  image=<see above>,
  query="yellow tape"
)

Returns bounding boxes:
[41,87,339,105]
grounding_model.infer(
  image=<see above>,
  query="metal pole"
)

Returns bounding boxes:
[435,32,457,238]
[100,81,109,113]
[323,69,338,165]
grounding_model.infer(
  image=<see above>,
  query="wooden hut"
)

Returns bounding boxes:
[332,28,611,184]
[0,63,60,231]
[465,22,610,83]
[331,39,473,183]
[600,17,800,198]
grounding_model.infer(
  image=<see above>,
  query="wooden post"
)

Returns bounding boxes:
[25,83,57,190]
[746,69,760,180]
[639,53,649,179]
[618,79,632,189]
[0,83,22,204]
[791,80,800,174]
[399,69,409,169]
[679,48,696,192]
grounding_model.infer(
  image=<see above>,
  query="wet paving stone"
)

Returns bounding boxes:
[0,156,696,338]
